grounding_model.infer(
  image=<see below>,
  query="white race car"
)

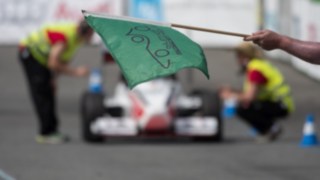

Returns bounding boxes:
[80,74,223,143]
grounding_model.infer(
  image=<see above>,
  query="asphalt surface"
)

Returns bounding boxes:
[0,46,320,180]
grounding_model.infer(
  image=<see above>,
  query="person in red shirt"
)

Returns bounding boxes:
[19,20,94,144]
[220,42,294,143]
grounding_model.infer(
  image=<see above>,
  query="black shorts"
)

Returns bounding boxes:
[237,100,289,134]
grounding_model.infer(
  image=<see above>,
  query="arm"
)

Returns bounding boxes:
[231,83,258,105]
[279,36,320,65]
[245,30,320,65]
[48,42,88,76]
[220,83,258,106]
[240,84,258,107]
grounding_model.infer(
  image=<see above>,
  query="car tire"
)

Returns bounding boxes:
[80,91,106,143]
[190,90,223,142]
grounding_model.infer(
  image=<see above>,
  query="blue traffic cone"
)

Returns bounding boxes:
[89,68,103,93]
[300,114,318,147]
[223,97,237,119]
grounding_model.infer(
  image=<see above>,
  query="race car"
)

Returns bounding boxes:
[80,70,223,143]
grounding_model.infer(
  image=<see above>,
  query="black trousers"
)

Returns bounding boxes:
[19,48,58,135]
[237,100,289,135]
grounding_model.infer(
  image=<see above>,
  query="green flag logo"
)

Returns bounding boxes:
[83,11,209,89]
[126,25,182,69]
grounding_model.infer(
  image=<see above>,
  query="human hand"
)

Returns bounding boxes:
[73,66,89,77]
[219,86,234,99]
[244,30,283,51]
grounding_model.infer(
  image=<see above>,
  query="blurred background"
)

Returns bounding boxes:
[0,0,320,180]
[1,0,320,78]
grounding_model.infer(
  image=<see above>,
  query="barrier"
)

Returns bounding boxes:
[263,0,320,81]
[0,0,123,44]
[290,0,320,80]
[1,0,320,84]
[163,0,258,47]
[0,0,258,47]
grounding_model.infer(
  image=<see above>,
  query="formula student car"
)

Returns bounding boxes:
[80,72,223,143]
[81,46,222,142]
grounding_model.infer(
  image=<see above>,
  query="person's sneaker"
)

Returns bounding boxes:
[269,124,283,141]
[255,124,283,144]
[36,133,70,144]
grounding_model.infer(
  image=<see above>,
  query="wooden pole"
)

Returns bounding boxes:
[171,23,249,38]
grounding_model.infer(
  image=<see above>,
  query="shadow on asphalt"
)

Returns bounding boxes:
[70,135,299,147]
[73,137,256,146]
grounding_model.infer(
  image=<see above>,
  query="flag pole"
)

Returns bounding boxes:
[82,10,249,38]
[171,23,249,38]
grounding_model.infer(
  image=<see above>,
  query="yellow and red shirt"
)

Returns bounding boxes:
[247,69,268,85]
[244,58,294,112]
[20,22,81,66]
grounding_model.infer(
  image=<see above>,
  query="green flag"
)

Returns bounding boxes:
[83,11,209,89]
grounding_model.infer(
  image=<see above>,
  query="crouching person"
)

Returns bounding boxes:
[220,42,294,143]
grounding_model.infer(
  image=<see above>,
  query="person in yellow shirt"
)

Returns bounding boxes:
[220,42,294,142]
[19,20,94,144]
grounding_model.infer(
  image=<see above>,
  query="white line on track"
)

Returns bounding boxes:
[0,169,16,180]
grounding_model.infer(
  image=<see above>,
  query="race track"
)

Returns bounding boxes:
[0,46,320,180]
